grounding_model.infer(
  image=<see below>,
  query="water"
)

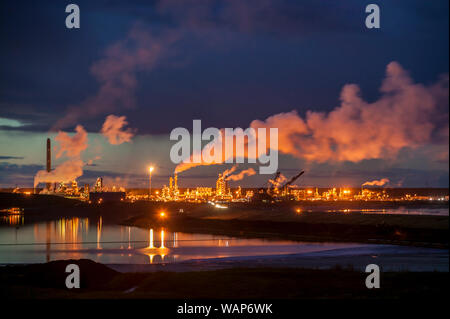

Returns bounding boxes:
[327,208,448,216]
[0,217,368,264]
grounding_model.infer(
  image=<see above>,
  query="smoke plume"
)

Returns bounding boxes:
[55,125,88,158]
[101,115,135,145]
[251,62,449,163]
[269,173,287,188]
[226,168,256,181]
[34,159,84,187]
[102,176,128,192]
[34,126,88,187]
[222,165,237,177]
[362,178,390,187]
[174,62,448,175]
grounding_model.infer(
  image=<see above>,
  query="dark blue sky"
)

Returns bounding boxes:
[1,0,448,132]
[0,0,448,188]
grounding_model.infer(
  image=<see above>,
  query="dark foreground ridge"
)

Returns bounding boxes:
[0,259,447,299]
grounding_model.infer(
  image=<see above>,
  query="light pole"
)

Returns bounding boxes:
[148,166,154,200]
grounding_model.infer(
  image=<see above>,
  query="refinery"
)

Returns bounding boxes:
[4,137,446,204]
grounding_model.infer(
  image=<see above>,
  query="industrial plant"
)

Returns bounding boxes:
[17,137,447,204]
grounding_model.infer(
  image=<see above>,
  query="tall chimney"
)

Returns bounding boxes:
[46,138,51,191]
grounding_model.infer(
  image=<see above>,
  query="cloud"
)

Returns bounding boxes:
[101,115,135,145]
[251,62,449,163]
[52,23,180,130]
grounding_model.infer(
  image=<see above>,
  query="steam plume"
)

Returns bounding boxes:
[362,178,390,186]
[34,126,88,187]
[174,62,448,175]
[55,125,88,158]
[269,173,287,188]
[251,62,449,163]
[226,168,256,181]
[34,159,84,187]
[101,115,135,145]
[222,165,238,177]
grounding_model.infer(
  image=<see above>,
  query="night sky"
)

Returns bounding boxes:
[0,0,448,188]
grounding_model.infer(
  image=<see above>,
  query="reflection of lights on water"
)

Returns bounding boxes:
[143,228,169,263]
[1,215,24,225]
[128,226,131,249]
[31,217,89,244]
[145,253,169,264]
[97,216,102,249]
[146,228,167,249]
[214,203,228,209]
[208,201,228,209]
[173,232,178,247]
[161,230,165,249]
[148,229,154,248]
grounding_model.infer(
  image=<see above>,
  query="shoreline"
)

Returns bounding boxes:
[122,211,449,249]
[106,244,449,273]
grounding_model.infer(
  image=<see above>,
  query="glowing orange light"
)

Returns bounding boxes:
[160,212,166,218]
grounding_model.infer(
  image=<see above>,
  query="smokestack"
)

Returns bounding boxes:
[46,138,51,191]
